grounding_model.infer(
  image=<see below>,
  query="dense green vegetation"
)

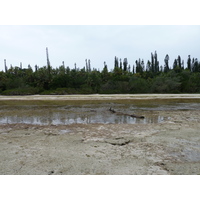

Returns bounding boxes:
[1,52,200,95]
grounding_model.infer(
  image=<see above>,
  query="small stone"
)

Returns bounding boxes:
[104,137,130,146]
[48,170,54,175]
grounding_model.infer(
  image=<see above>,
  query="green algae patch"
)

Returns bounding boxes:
[1,94,200,106]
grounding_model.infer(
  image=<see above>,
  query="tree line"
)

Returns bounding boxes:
[1,51,200,95]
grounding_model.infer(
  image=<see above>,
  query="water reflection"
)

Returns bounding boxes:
[1,101,198,125]
[0,109,166,125]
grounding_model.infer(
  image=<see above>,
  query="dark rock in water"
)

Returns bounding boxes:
[104,137,130,146]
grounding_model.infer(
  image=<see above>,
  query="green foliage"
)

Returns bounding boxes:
[1,53,200,95]
[151,75,181,93]
[100,80,121,94]
[129,76,149,93]
[1,87,40,95]
[183,73,200,93]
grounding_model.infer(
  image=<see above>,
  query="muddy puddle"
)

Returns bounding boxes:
[0,101,199,125]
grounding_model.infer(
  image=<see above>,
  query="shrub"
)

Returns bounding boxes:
[1,87,40,95]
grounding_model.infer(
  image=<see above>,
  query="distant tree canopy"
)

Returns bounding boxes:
[1,51,200,95]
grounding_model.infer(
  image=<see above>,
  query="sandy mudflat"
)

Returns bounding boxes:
[0,94,200,175]
[1,93,200,101]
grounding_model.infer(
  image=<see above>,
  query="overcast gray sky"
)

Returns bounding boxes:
[0,25,200,72]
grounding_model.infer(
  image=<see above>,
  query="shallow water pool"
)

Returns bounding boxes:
[1,101,199,125]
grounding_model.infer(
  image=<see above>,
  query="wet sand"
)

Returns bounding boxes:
[0,94,200,175]
[1,93,200,101]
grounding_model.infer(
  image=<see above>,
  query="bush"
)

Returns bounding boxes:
[129,77,149,93]
[40,88,74,95]
[79,84,93,94]
[100,81,121,94]
[1,87,40,95]
[151,75,181,93]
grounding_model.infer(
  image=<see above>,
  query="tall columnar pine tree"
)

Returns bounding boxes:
[173,59,178,72]
[46,47,51,78]
[88,59,91,72]
[146,60,151,72]
[141,59,145,72]
[151,52,155,72]
[119,59,122,70]
[85,59,91,72]
[192,58,199,72]
[135,59,143,73]
[154,51,159,73]
[128,64,131,73]
[150,51,159,73]
[177,55,181,68]
[62,61,65,68]
[85,59,88,72]
[114,56,119,69]
[181,60,184,69]
[4,59,7,73]
[35,65,38,72]
[123,58,128,72]
[132,65,135,74]
[164,54,170,72]
[187,55,191,71]
[173,55,182,73]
